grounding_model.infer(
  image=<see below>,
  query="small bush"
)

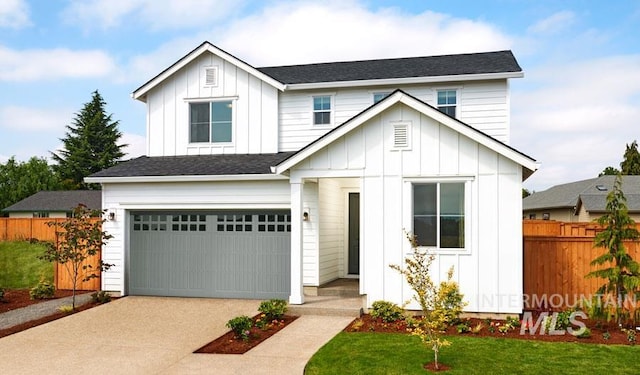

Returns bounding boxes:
[456,322,470,333]
[370,300,404,323]
[29,280,55,300]
[58,305,73,313]
[258,299,288,320]
[622,328,636,344]
[471,322,484,334]
[226,315,253,341]
[603,331,611,340]
[577,327,591,338]
[91,290,112,304]
[0,288,5,301]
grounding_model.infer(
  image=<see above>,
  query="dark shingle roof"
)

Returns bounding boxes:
[523,175,640,211]
[257,50,521,85]
[89,153,297,178]
[2,191,101,212]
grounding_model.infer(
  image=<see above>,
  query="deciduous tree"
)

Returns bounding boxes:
[0,157,60,210]
[41,205,113,310]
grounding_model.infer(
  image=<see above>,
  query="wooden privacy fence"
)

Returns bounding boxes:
[0,218,102,291]
[523,220,640,310]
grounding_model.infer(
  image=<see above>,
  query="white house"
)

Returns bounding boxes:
[86,41,538,314]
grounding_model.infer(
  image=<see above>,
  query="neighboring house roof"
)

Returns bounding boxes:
[258,50,522,85]
[2,191,102,213]
[133,41,523,100]
[272,89,538,179]
[523,175,640,213]
[85,152,297,183]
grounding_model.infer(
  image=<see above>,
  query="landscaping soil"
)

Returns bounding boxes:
[345,314,634,345]
[195,314,299,354]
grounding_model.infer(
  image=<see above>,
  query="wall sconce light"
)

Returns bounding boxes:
[303,208,310,221]
[108,210,116,221]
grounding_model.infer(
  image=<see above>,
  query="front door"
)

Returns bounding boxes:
[348,193,360,275]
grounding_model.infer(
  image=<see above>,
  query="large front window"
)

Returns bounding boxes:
[190,100,232,143]
[413,182,465,248]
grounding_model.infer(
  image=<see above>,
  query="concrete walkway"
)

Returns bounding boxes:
[0,296,353,374]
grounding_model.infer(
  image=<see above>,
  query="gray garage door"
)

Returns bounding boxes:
[128,211,291,299]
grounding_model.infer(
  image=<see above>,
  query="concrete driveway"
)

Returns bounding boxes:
[0,296,352,374]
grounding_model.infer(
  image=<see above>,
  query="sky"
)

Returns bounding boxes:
[0,0,639,192]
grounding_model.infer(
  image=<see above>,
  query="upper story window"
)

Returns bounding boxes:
[373,92,390,103]
[313,96,331,125]
[189,100,233,143]
[33,212,49,218]
[437,90,457,117]
[413,182,465,249]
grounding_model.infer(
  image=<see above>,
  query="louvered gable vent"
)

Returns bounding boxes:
[393,123,410,148]
[204,66,218,86]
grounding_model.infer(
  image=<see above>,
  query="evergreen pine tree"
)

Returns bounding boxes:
[51,90,126,189]
[620,140,640,175]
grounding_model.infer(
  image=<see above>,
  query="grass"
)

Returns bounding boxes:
[305,332,640,375]
[0,240,53,289]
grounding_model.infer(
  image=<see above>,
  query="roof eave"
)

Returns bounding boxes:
[283,71,523,91]
[132,42,286,102]
[84,174,288,184]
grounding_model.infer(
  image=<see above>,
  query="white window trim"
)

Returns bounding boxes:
[371,91,391,104]
[403,177,473,254]
[311,94,335,127]
[186,97,237,145]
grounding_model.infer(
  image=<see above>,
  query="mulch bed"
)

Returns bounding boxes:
[345,313,634,345]
[195,314,299,354]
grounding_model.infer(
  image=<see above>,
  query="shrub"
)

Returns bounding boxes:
[456,322,470,334]
[226,315,253,341]
[0,288,4,301]
[370,300,405,323]
[603,332,611,340]
[471,322,484,334]
[91,290,112,304]
[577,327,591,339]
[622,328,636,344]
[258,299,288,320]
[30,279,55,300]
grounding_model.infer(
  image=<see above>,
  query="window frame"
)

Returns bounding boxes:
[436,89,458,118]
[372,92,391,104]
[312,95,333,126]
[187,98,235,144]
[405,177,472,253]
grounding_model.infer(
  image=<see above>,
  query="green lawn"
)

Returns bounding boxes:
[0,240,53,289]
[306,332,640,375]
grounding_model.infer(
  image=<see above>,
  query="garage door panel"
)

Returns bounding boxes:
[129,211,290,299]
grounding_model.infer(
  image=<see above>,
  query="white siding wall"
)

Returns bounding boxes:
[100,180,291,294]
[317,179,344,284]
[279,81,509,152]
[290,102,524,314]
[146,53,279,156]
[302,181,319,285]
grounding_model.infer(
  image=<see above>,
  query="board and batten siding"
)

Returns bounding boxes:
[278,81,510,153]
[145,52,279,157]
[99,180,291,294]
[290,102,523,313]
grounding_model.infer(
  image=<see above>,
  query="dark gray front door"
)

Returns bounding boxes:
[348,193,360,275]
[128,211,291,299]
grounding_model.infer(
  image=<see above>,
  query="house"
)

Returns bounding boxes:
[523,175,640,222]
[86,41,538,314]
[2,190,101,218]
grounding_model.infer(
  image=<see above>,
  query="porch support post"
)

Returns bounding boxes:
[289,180,305,305]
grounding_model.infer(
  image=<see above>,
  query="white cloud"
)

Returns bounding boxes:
[121,133,146,159]
[0,105,72,132]
[528,11,575,35]
[219,2,513,66]
[62,0,240,31]
[0,0,30,29]
[512,55,640,191]
[0,46,116,81]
